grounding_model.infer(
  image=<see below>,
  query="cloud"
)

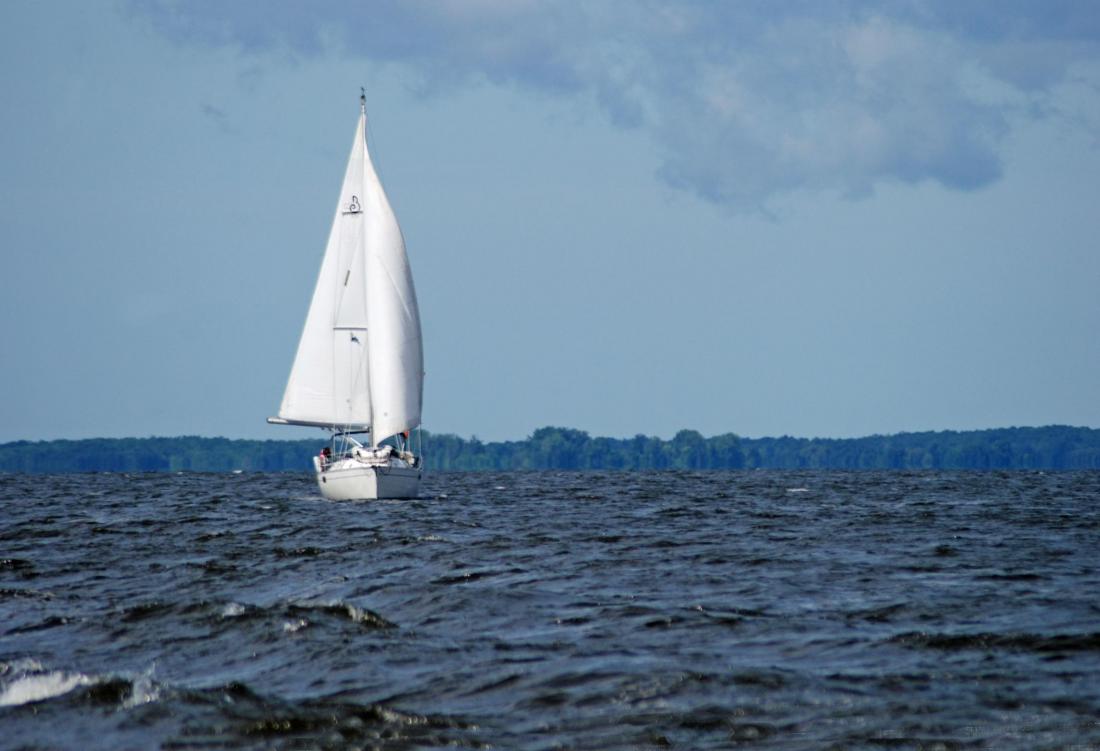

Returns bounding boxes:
[130,0,1100,210]
[200,102,236,134]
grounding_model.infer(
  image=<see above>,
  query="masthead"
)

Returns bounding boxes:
[360,86,366,112]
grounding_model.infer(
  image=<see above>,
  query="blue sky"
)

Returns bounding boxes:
[2,0,1098,443]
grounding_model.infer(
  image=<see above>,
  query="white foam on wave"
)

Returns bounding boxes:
[283,618,309,633]
[787,487,810,493]
[0,671,93,707]
[1,660,163,709]
[123,666,161,708]
[222,602,246,617]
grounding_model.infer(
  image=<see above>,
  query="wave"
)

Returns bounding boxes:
[0,660,161,709]
[107,597,397,631]
[1,659,472,748]
[284,601,397,629]
[0,557,35,573]
[0,658,100,708]
[0,670,94,706]
[891,631,1100,653]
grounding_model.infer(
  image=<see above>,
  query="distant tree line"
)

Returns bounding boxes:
[0,436,320,474]
[1,426,1098,473]
[425,426,1100,471]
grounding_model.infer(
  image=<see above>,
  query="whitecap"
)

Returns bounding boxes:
[123,666,161,708]
[221,602,246,617]
[0,671,93,707]
[787,488,810,493]
[283,618,309,633]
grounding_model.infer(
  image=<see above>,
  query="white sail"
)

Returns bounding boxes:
[275,105,422,441]
[364,133,423,441]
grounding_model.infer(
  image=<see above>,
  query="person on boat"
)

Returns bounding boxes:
[319,446,332,469]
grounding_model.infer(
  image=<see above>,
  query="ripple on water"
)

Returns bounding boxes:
[0,470,1098,749]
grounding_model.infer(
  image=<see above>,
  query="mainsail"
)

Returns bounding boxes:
[274,102,423,442]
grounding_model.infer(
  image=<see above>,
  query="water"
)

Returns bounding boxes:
[2,470,1098,749]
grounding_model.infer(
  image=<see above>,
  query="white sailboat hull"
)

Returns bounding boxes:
[313,456,420,500]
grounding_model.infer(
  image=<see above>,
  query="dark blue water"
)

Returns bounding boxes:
[2,471,1098,749]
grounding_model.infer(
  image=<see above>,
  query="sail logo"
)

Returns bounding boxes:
[343,195,362,215]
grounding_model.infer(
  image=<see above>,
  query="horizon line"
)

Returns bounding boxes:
[3,423,1097,446]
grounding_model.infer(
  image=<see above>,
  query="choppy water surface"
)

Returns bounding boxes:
[1,470,1098,749]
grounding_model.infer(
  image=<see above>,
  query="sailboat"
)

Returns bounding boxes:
[268,93,424,500]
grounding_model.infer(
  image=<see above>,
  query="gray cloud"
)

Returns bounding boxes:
[130,0,1100,210]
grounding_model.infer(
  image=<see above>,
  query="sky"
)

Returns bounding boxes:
[2,0,1099,443]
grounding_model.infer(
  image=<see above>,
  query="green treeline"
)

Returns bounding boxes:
[427,426,1100,470]
[0,437,320,474]
[1,426,1098,473]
